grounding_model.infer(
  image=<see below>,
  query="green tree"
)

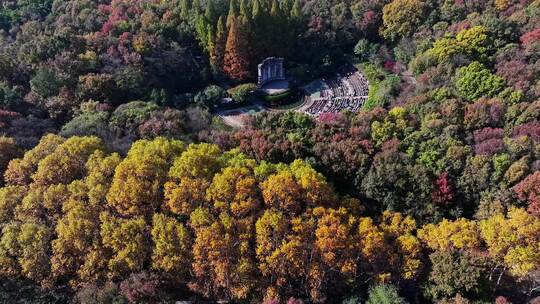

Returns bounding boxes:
[455,62,505,101]
[0,81,22,109]
[425,250,490,300]
[381,0,426,41]
[366,284,407,304]
[29,67,60,99]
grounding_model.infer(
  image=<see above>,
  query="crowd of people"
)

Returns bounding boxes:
[303,67,369,116]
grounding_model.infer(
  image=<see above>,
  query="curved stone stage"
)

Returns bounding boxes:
[260,79,291,95]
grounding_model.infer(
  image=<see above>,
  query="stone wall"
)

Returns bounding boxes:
[258,57,285,87]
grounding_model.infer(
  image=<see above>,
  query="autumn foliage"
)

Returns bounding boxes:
[0,135,538,303]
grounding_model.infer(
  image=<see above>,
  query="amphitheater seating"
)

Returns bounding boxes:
[303,66,369,116]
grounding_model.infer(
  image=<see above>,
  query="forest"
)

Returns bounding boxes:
[0,0,539,303]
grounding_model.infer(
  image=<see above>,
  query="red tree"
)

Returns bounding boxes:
[432,172,455,205]
[223,17,251,82]
[513,172,540,217]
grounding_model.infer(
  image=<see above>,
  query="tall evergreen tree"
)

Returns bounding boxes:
[269,0,286,56]
[270,0,281,18]
[226,0,239,28]
[291,0,302,20]
[252,0,262,18]
[192,0,201,14]
[195,15,211,51]
[205,0,217,24]
[223,17,250,82]
[240,0,252,20]
[214,16,228,74]
[208,27,219,74]
[250,0,270,62]
[180,0,191,20]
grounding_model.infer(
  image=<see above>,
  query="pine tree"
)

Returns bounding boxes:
[281,0,293,15]
[226,0,239,28]
[195,15,211,50]
[192,0,201,14]
[270,0,281,18]
[240,0,252,20]
[250,0,269,61]
[180,0,191,20]
[223,17,250,82]
[208,27,219,74]
[269,0,285,56]
[204,0,217,24]
[214,15,228,74]
[252,0,262,18]
[291,0,302,20]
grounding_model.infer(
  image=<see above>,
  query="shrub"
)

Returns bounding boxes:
[194,85,226,108]
[76,283,127,304]
[119,271,160,303]
[60,111,110,137]
[228,83,257,103]
[0,82,21,109]
[366,284,407,304]
[109,101,159,137]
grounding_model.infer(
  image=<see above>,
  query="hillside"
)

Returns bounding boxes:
[0,0,539,303]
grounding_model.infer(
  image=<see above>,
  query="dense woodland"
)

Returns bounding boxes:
[0,0,539,303]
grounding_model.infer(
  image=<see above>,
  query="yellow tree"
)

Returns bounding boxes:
[206,165,261,217]
[51,198,106,286]
[51,151,121,286]
[189,207,257,301]
[0,222,21,278]
[308,207,359,302]
[261,169,303,215]
[480,208,540,279]
[261,160,335,215]
[0,136,21,186]
[4,134,65,186]
[189,162,259,301]
[150,213,191,281]
[255,209,313,301]
[107,137,184,217]
[289,160,336,208]
[168,143,223,181]
[14,186,47,222]
[84,151,122,206]
[0,185,27,223]
[358,211,423,283]
[164,143,222,216]
[100,212,149,279]
[358,217,389,279]
[0,221,52,284]
[380,211,422,281]
[31,136,104,186]
[418,218,481,252]
[164,177,210,216]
